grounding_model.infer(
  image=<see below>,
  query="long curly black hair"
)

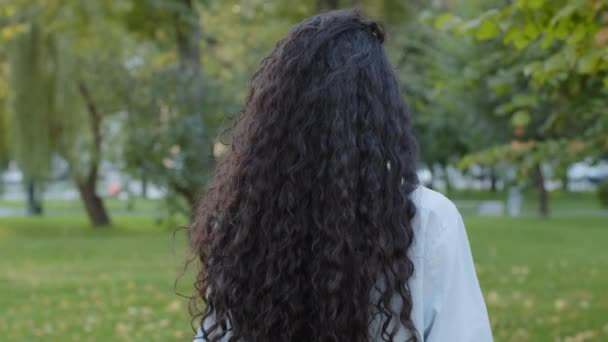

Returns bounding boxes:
[190,9,420,342]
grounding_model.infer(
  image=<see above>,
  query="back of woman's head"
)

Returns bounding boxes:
[191,9,419,342]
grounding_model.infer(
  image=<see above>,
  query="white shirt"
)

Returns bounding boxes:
[195,186,493,341]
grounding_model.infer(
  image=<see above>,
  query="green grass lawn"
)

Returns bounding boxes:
[449,189,606,217]
[1,190,605,217]
[0,197,166,216]
[466,216,608,341]
[1,215,607,341]
[0,217,194,341]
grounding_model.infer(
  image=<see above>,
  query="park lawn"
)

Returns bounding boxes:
[0,215,607,341]
[0,216,194,341]
[1,190,604,217]
[0,197,166,216]
[466,216,608,341]
[450,189,605,216]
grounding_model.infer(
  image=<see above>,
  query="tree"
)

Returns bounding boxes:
[5,23,52,215]
[436,0,608,215]
[120,0,354,214]
[385,0,509,191]
[120,0,218,214]
[1,1,136,226]
[0,50,9,171]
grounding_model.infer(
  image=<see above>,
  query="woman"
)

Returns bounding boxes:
[190,9,492,342]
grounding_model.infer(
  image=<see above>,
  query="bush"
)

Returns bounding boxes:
[598,180,608,208]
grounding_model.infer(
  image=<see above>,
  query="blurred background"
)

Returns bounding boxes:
[0,0,607,341]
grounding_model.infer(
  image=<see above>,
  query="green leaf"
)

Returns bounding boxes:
[504,26,530,50]
[539,112,559,134]
[476,18,499,40]
[577,52,600,74]
[554,19,571,39]
[544,53,566,72]
[496,94,538,117]
[460,17,483,33]
[511,110,531,127]
[434,13,459,30]
[504,27,519,44]
[528,0,544,9]
[541,32,555,49]
[514,35,531,49]
[505,26,532,49]
[512,94,538,108]
[516,0,544,9]
[550,4,578,27]
[523,21,539,40]
[567,24,586,45]
[495,103,514,116]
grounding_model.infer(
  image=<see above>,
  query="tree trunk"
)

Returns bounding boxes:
[76,177,110,227]
[175,0,203,113]
[561,172,569,191]
[26,180,43,215]
[141,172,148,198]
[489,166,498,192]
[172,180,198,209]
[175,0,215,215]
[534,164,549,217]
[443,164,452,194]
[77,81,111,227]
[176,0,201,72]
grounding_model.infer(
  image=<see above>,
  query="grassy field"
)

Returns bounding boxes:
[2,189,604,217]
[0,217,194,341]
[0,198,166,216]
[449,189,606,217]
[1,215,607,341]
[467,216,608,341]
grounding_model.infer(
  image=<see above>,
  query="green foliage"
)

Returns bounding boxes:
[598,180,608,207]
[0,113,7,168]
[119,1,220,211]
[2,0,606,217]
[120,0,425,212]
[6,23,53,182]
[1,0,143,224]
[0,62,8,167]
[433,0,608,189]
[405,5,513,168]
[119,67,229,210]
[48,37,92,176]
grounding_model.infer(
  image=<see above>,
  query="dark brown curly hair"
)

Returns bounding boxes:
[190,9,420,342]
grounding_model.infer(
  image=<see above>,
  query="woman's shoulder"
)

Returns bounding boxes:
[410,186,466,256]
[411,186,461,225]
[410,186,471,273]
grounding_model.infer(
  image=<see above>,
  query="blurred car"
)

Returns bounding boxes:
[568,160,608,183]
